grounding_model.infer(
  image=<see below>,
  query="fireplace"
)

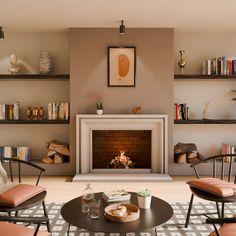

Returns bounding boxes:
[92,130,151,171]
[74,114,169,181]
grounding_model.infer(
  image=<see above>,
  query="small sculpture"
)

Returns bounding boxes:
[132,106,141,114]
[178,50,186,75]
[203,102,210,120]
[8,54,20,74]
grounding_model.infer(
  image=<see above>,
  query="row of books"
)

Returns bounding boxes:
[174,103,190,120]
[202,57,236,76]
[102,189,131,202]
[48,102,69,120]
[221,143,236,162]
[0,146,30,161]
[0,102,20,120]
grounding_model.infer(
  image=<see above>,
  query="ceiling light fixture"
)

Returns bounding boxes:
[119,20,125,34]
[0,26,4,40]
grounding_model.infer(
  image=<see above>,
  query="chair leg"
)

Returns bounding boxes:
[42,201,51,232]
[221,202,225,218]
[185,193,194,228]
[216,202,221,218]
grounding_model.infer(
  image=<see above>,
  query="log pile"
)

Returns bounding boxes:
[42,140,69,164]
[174,143,204,164]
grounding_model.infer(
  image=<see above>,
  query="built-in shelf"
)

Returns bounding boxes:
[0,74,69,80]
[174,74,236,80]
[175,119,236,124]
[0,119,69,124]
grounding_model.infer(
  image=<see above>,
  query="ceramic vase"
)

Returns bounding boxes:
[178,50,186,75]
[137,196,152,209]
[96,109,103,115]
[39,51,52,74]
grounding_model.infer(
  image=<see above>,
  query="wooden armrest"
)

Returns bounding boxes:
[0,215,48,224]
[206,217,236,224]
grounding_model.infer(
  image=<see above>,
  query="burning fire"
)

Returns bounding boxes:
[107,151,135,169]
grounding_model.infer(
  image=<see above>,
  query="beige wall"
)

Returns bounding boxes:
[70,28,174,174]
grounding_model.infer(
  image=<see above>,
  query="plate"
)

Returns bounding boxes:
[104,203,140,223]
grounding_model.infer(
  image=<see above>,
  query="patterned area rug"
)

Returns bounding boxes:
[19,202,236,236]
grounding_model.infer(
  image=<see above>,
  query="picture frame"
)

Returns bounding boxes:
[108,47,136,87]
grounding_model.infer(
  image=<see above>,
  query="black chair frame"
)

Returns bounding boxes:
[0,157,51,232]
[185,153,236,228]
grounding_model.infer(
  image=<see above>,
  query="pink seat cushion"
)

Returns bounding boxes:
[187,178,236,197]
[209,222,236,236]
[0,222,49,236]
[0,184,45,207]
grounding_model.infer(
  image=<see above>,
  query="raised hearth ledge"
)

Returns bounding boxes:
[73,173,172,182]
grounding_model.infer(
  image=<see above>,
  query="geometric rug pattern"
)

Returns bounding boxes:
[19,202,236,236]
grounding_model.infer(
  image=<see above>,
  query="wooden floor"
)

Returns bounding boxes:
[22,176,201,203]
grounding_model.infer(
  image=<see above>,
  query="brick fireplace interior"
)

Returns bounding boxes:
[92,130,151,169]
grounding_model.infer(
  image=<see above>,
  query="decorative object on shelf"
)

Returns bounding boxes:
[132,106,141,114]
[0,26,4,39]
[47,102,69,120]
[90,93,103,115]
[0,103,20,120]
[175,103,189,120]
[42,139,69,164]
[137,189,152,209]
[178,50,186,75]
[38,106,44,119]
[108,47,136,87]
[26,106,32,120]
[203,102,210,120]
[8,54,20,74]
[174,143,204,164]
[38,51,52,74]
[32,107,38,120]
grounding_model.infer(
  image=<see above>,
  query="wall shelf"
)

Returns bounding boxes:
[0,119,69,124]
[0,74,69,80]
[175,119,236,124]
[174,74,236,80]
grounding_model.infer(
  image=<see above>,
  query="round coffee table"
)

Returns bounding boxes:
[61,192,173,234]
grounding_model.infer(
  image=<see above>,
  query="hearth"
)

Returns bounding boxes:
[74,114,170,181]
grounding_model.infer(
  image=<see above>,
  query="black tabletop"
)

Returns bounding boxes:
[61,192,173,233]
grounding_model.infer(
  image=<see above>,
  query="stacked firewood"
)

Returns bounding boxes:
[174,143,204,164]
[42,140,69,164]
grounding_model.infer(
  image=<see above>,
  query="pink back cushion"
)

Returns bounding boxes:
[0,184,45,207]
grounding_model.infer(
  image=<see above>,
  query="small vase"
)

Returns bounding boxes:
[178,50,186,75]
[96,109,103,115]
[137,195,152,209]
[39,51,52,74]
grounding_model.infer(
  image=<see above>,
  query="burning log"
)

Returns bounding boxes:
[107,151,135,169]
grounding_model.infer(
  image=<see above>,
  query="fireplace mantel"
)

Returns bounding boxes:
[73,114,170,182]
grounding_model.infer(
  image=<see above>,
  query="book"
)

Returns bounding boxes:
[102,190,131,202]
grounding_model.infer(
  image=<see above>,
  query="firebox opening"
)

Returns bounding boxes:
[92,130,151,169]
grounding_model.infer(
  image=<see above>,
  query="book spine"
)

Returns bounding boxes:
[65,102,69,120]
[13,102,20,120]
[48,103,52,120]
[5,105,9,120]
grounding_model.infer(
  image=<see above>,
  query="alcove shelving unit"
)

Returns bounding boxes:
[0,73,70,175]
[175,74,236,80]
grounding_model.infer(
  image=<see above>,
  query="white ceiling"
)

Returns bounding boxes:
[1,0,236,34]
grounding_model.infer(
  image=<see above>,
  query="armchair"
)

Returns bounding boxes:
[0,157,50,232]
[185,154,236,228]
[206,216,236,236]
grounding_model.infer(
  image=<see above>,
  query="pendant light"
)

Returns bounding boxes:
[0,26,4,39]
[119,20,125,34]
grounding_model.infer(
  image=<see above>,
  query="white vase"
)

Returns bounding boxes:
[137,195,152,209]
[96,109,103,115]
[39,51,52,74]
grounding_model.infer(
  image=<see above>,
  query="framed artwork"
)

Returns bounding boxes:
[108,47,136,87]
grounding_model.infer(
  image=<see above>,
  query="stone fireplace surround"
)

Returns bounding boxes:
[73,114,171,181]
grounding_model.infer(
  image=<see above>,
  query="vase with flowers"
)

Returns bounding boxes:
[91,93,103,115]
